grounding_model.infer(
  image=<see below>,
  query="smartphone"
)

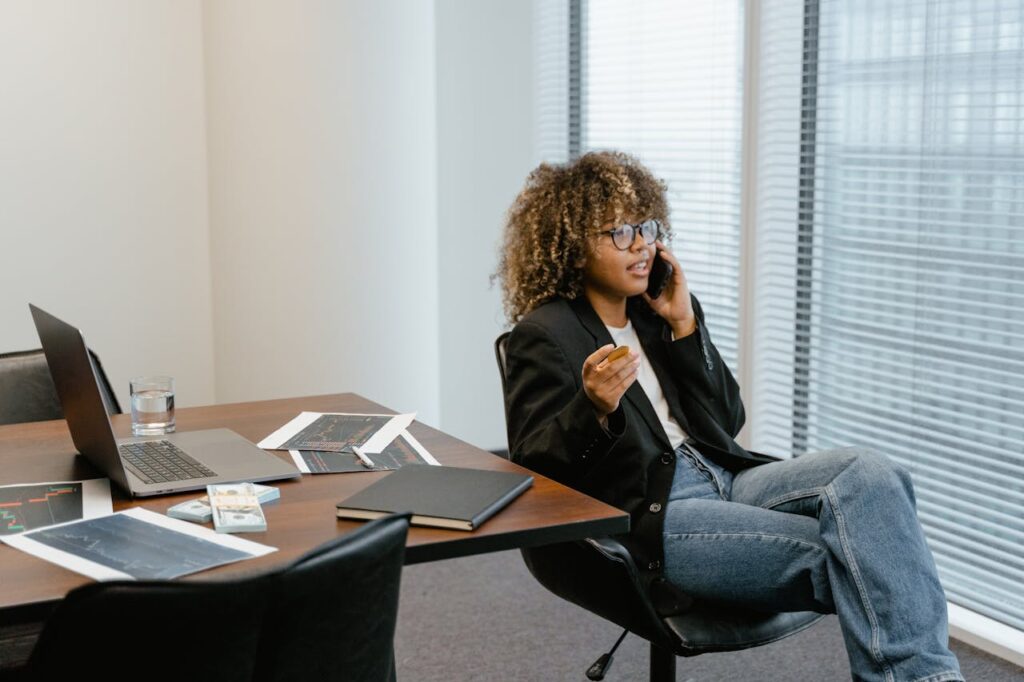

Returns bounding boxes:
[646,248,673,299]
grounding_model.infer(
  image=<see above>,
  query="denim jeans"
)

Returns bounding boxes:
[662,443,964,682]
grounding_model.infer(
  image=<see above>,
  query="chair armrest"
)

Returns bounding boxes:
[584,537,638,569]
[586,537,695,618]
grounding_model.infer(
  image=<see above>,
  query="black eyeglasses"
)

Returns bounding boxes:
[597,219,662,250]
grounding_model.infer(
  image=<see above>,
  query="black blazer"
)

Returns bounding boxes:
[504,294,775,582]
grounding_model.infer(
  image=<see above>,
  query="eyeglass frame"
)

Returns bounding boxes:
[595,219,663,251]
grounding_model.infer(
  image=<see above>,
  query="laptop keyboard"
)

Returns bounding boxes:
[119,440,218,484]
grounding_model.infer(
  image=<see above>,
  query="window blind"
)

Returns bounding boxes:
[753,0,1024,630]
[533,0,571,165]
[574,0,746,371]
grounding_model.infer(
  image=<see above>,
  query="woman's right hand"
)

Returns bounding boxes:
[582,344,640,423]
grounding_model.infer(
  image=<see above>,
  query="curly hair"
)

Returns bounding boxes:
[496,150,671,324]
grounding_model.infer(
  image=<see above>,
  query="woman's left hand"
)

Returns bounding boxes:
[642,242,697,338]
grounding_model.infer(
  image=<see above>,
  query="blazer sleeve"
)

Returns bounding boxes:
[664,294,746,438]
[504,320,624,485]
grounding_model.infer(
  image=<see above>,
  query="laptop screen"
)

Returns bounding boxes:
[29,304,131,493]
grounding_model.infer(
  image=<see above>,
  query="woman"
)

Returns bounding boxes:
[497,151,963,682]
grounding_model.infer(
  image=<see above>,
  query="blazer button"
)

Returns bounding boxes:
[649,502,662,513]
[660,453,673,465]
[647,560,661,570]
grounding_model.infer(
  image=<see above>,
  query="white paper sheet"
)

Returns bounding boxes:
[290,450,310,474]
[257,411,321,449]
[81,479,113,518]
[257,411,416,453]
[2,507,276,582]
[0,479,112,535]
[287,429,439,474]
[400,430,440,465]
[361,413,417,453]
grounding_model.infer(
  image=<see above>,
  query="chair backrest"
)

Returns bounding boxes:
[255,513,411,682]
[493,331,512,425]
[0,348,121,426]
[25,572,273,681]
[494,332,511,388]
[23,514,410,682]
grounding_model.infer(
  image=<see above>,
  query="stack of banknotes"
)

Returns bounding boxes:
[207,482,269,533]
[167,483,278,531]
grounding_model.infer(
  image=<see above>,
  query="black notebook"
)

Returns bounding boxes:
[335,465,533,531]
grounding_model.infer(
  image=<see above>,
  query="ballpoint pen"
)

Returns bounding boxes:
[351,445,376,469]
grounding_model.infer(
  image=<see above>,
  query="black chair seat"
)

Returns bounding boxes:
[664,606,823,654]
[585,535,823,655]
[524,535,822,657]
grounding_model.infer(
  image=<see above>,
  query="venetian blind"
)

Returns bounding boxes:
[576,0,746,371]
[753,0,1024,630]
[533,0,571,165]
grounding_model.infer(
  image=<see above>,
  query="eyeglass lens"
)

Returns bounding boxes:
[612,220,659,249]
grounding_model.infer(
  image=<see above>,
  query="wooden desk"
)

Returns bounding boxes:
[0,393,628,625]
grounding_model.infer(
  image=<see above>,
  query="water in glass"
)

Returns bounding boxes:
[131,389,175,436]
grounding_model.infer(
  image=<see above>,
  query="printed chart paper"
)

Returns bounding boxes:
[2,507,275,581]
[0,479,112,535]
[289,430,439,474]
[258,412,416,454]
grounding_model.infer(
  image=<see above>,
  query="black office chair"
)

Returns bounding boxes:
[3,513,410,682]
[495,332,822,681]
[0,348,121,426]
[255,513,410,682]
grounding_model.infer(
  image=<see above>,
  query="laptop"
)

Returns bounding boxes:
[30,304,301,497]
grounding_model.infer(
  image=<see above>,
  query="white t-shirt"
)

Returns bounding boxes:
[605,320,688,449]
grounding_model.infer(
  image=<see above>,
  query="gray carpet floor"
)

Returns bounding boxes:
[3,548,1021,679]
[394,550,1024,681]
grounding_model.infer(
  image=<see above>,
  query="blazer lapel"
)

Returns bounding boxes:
[569,297,672,450]
[568,295,614,349]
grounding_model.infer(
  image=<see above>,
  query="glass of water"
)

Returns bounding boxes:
[130,376,176,436]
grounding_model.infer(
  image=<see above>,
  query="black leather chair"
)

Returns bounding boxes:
[3,513,410,682]
[0,348,121,426]
[495,332,823,681]
[255,513,410,682]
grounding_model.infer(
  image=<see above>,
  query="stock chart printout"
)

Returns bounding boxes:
[289,430,439,474]
[282,414,393,451]
[0,480,112,535]
[2,508,275,581]
[258,411,416,454]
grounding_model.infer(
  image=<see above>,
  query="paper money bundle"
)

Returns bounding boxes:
[207,482,268,533]
[167,484,279,524]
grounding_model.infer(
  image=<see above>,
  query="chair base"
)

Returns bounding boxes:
[651,642,675,682]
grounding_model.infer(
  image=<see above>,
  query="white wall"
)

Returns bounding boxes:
[0,0,215,409]
[0,1,531,442]
[203,1,441,425]
[435,0,535,450]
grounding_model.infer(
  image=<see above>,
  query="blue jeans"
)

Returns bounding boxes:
[662,443,964,682]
